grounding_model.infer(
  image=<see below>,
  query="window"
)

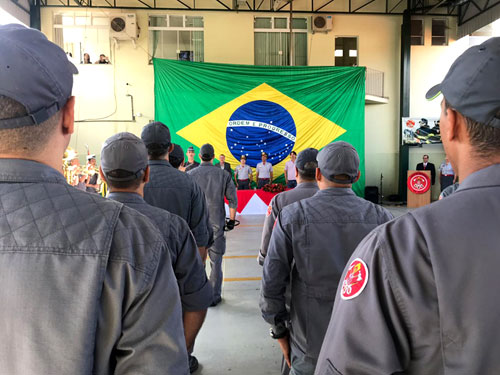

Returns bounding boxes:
[254,17,308,66]
[432,19,448,46]
[411,19,424,45]
[53,13,110,64]
[334,37,358,66]
[149,15,204,64]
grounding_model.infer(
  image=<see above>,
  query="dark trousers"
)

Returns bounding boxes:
[441,175,454,192]
[287,180,297,189]
[237,179,250,190]
[258,178,270,189]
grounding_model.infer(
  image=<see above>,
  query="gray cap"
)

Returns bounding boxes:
[200,143,214,159]
[317,141,359,184]
[0,24,78,129]
[101,132,148,181]
[141,122,171,151]
[296,148,318,171]
[187,146,195,153]
[426,37,500,128]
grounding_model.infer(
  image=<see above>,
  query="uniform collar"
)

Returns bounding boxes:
[316,187,356,196]
[296,182,318,189]
[200,161,214,166]
[107,191,145,204]
[148,159,173,168]
[457,163,500,192]
[0,158,67,184]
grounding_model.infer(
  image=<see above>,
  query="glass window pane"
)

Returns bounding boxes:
[149,15,168,27]
[75,16,91,26]
[293,32,307,66]
[93,17,109,26]
[62,16,74,26]
[432,19,447,45]
[170,15,184,27]
[274,18,288,29]
[255,17,272,29]
[186,16,203,28]
[192,30,204,62]
[292,18,307,29]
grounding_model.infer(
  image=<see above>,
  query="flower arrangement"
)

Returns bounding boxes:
[262,183,286,193]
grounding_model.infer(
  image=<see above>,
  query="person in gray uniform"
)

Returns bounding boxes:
[258,148,319,266]
[314,37,500,375]
[141,122,210,262]
[0,24,188,374]
[99,132,213,374]
[188,143,238,306]
[260,141,393,375]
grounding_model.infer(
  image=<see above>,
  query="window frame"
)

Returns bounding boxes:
[410,18,424,46]
[148,15,204,64]
[431,18,448,46]
[334,36,359,67]
[253,16,308,66]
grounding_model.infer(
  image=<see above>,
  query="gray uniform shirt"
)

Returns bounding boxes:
[0,159,188,375]
[258,181,319,265]
[188,162,238,229]
[315,164,500,375]
[144,159,210,247]
[108,192,213,311]
[260,188,393,361]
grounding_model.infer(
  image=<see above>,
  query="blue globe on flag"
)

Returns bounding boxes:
[226,100,297,167]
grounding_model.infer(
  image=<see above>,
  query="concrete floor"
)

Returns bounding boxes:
[194,205,409,374]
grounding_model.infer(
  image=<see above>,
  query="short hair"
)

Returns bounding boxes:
[104,169,145,190]
[146,148,169,160]
[291,151,297,156]
[423,154,429,158]
[0,96,61,155]
[169,156,183,169]
[201,155,212,162]
[444,99,500,157]
[220,154,225,157]
[297,160,317,180]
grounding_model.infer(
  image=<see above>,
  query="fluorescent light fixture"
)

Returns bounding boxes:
[334,49,343,57]
[349,49,357,57]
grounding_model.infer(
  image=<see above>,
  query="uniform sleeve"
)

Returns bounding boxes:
[259,211,293,327]
[171,217,213,311]
[224,173,238,209]
[314,215,440,375]
[114,240,189,375]
[189,180,210,247]
[258,195,280,265]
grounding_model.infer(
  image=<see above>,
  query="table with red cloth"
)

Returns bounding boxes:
[224,189,284,215]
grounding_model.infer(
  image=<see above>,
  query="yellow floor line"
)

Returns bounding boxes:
[223,255,257,259]
[224,277,262,282]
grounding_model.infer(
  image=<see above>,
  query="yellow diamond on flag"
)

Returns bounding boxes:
[177,83,346,178]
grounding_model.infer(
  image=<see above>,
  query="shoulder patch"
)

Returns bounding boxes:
[341,258,369,300]
[266,204,273,217]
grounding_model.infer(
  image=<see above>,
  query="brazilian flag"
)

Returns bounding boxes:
[154,59,366,195]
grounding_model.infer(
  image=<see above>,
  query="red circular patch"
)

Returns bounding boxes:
[341,258,369,300]
[407,172,431,194]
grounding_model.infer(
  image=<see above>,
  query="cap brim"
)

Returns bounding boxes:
[425,83,442,101]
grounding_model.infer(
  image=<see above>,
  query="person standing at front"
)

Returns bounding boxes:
[256,152,273,189]
[284,151,297,188]
[234,155,253,190]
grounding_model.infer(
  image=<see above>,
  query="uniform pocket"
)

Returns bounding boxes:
[325,359,343,375]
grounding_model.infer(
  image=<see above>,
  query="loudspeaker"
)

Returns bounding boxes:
[365,186,379,204]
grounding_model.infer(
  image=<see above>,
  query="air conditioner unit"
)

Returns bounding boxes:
[312,15,333,32]
[110,14,139,41]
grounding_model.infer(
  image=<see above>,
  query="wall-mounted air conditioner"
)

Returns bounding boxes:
[110,14,139,41]
[312,15,333,32]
